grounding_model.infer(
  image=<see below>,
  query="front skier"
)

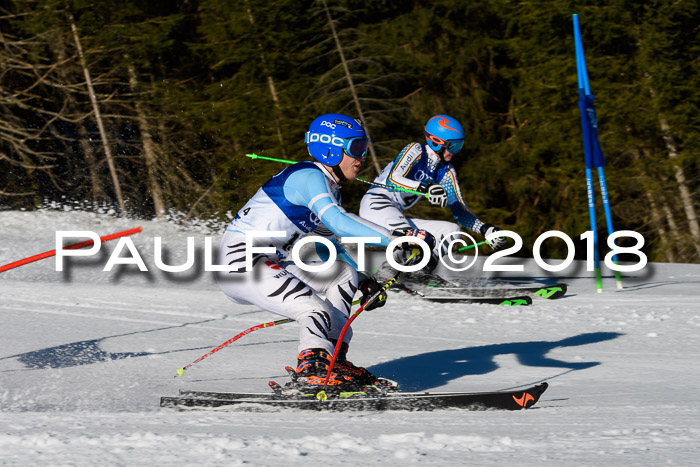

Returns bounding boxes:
[217,113,434,393]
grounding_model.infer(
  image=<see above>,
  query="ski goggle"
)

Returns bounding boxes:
[425,134,464,154]
[305,133,369,161]
[342,136,369,161]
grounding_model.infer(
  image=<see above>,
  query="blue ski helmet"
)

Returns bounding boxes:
[305,114,369,166]
[424,115,464,154]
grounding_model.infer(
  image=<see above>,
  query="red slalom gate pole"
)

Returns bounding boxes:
[175,318,294,377]
[0,227,142,273]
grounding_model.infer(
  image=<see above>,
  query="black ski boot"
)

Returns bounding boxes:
[330,341,399,391]
[330,341,379,386]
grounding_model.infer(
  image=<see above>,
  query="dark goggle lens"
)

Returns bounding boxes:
[347,137,369,160]
[445,139,464,153]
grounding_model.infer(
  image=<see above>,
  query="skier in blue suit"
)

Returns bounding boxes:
[217,113,434,392]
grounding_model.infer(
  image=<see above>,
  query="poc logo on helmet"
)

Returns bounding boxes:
[320,120,336,129]
[306,132,345,147]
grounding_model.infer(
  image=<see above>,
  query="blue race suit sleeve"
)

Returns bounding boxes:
[284,167,393,246]
[439,165,484,233]
[313,224,359,270]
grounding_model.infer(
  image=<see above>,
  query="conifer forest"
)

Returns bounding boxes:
[1,0,699,263]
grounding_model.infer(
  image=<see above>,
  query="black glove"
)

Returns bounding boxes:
[358,275,387,311]
[480,223,507,251]
[418,183,448,208]
[392,228,436,267]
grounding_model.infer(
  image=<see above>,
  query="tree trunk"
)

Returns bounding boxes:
[644,191,675,262]
[126,60,165,217]
[657,115,700,259]
[78,125,105,206]
[51,30,106,205]
[634,148,675,262]
[320,0,381,174]
[70,15,126,215]
[647,77,700,260]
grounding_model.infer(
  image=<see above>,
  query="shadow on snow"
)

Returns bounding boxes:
[4,326,622,392]
[1,318,285,370]
[367,331,623,392]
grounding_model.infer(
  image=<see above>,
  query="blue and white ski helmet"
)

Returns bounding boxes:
[305,114,369,166]
[424,115,464,154]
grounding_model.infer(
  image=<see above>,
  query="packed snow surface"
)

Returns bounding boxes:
[1,210,699,465]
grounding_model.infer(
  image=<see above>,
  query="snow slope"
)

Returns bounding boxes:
[1,210,699,466]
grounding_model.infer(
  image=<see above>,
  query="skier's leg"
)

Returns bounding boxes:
[217,233,370,389]
[359,193,416,233]
[216,232,335,354]
[285,260,380,385]
[283,260,358,345]
[410,218,463,258]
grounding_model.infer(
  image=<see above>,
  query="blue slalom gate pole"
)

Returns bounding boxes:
[574,14,602,292]
[573,14,622,292]
[584,167,602,291]
[597,166,623,288]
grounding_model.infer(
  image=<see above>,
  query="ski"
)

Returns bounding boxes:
[395,282,566,301]
[161,382,548,411]
[421,295,532,305]
[433,283,568,300]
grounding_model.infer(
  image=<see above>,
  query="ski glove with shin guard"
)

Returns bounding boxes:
[480,223,507,251]
[418,183,448,208]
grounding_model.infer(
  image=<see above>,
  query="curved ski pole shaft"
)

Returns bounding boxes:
[246,153,425,197]
[175,318,293,377]
[318,251,419,398]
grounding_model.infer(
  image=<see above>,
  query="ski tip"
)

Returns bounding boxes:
[176,368,184,377]
[268,380,284,395]
[513,382,549,409]
[533,284,568,300]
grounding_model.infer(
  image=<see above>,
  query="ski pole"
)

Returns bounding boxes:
[0,227,142,273]
[246,153,291,164]
[317,250,418,400]
[245,153,426,198]
[175,318,293,376]
[351,176,426,197]
[457,240,487,252]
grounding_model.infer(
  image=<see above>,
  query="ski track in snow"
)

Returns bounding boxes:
[1,209,700,466]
